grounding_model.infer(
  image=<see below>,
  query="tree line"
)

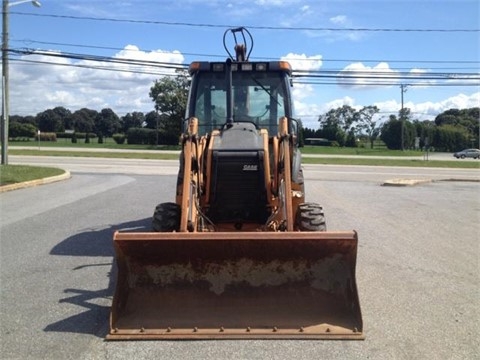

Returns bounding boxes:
[303,105,479,152]
[9,77,188,145]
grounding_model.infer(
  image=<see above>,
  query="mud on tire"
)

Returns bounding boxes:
[152,202,181,232]
[294,202,327,231]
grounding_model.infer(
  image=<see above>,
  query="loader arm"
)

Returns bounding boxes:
[179,118,201,232]
[277,116,294,231]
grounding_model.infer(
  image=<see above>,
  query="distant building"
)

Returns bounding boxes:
[304,138,330,146]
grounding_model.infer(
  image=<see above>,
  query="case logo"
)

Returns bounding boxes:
[242,164,258,171]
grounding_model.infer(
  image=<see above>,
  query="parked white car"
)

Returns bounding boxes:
[453,148,480,159]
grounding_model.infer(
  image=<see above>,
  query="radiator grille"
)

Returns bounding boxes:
[208,151,269,223]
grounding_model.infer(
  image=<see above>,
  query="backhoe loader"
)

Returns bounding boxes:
[108,28,363,340]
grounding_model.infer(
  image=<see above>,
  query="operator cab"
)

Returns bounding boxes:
[186,61,295,136]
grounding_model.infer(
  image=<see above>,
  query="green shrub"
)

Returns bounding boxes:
[126,128,179,145]
[35,132,57,142]
[56,132,75,139]
[161,132,180,146]
[127,128,155,145]
[113,133,126,144]
[9,122,37,138]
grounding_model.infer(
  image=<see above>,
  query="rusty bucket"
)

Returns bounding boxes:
[107,231,363,340]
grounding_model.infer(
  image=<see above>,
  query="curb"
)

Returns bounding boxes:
[382,179,432,187]
[382,178,480,186]
[0,170,71,193]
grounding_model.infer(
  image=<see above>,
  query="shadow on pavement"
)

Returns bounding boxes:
[44,218,150,338]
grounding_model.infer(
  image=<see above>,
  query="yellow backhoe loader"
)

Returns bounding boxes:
[108,28,363,340]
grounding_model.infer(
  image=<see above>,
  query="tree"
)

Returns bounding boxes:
[37,106,71,132]
[345,129,357,147]
[354,105,380,149]
[380,113,417,150]
[144,110,161,130]
[413,120,436,149]
[435,107,479,148]
[336,105,357,133]
[432,125,470,152]
[302,127,321,140]
[96,108,121,137]
[9,122,37,138]
[149,76,189,140]
[121,112,145,133]
[380,116,402,150]
[70,108,98,133]
[10,115,37,127]
[380,108,418,150]
[318,105,357,146]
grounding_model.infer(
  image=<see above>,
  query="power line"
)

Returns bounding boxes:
[10,38,227,61]
[294,80,479,87]
[295,70,480,79]
[11,58,180,77]
[10,50,479,88]
[11,48,188,70]
[10,47,480,80]
[11,11,480,33]
[10,38,480,68]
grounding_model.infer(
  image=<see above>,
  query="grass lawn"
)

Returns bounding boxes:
[11,138,180,151]
[10,149,180,160]
[0,165,65,186]
[300,145,420,157]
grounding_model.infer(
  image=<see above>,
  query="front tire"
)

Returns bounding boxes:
[152,202,180,232]
[294,202,327,231]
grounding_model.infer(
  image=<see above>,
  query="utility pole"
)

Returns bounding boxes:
[1,0,41,165]
[400,84,408,151]
[2,0,10,164]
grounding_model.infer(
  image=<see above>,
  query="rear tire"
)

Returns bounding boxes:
[152,202,181,232]
[294,202,327,231]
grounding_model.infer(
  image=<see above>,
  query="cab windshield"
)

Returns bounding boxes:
[190,71,290,135]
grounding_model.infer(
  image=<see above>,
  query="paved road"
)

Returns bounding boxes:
[1,157,479,359]
[10,145,475,161]
[9,154,480,182]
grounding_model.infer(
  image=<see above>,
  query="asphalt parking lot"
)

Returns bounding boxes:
[1,159,479,359]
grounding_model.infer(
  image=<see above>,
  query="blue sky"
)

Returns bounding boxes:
[5,0,480,129]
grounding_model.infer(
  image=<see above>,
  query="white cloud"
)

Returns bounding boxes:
[255,0,301,6]
[281,53,323,71]
[9,46,185,116]
[301,5,310,13]
[405,68,437,87]
[414,92,480,117]
[330,15,347,25]
[337,62,399,89]
[373,92,480,119]
[324,96,357,110]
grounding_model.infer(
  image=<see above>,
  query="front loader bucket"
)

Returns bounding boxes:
[108,231,363,340]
